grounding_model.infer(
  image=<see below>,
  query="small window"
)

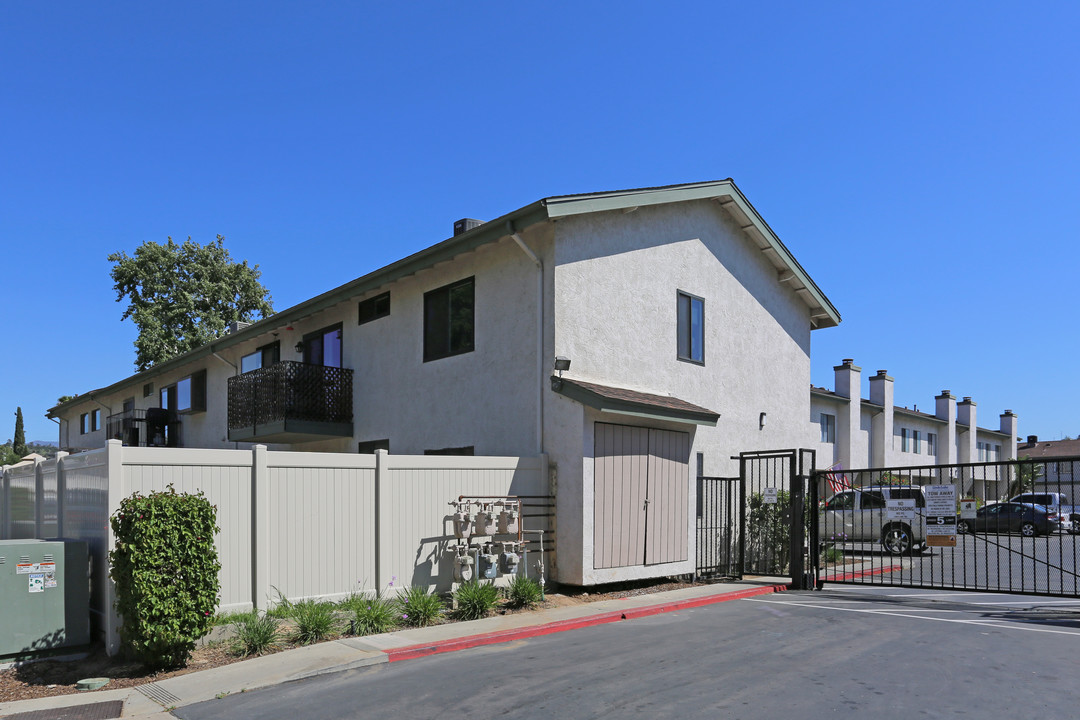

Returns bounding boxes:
[143,382,154,398]
[358,292,390,325]
[819,413,836,443]
[677,291,704,364]
[161,369,207,414]
[913,430,921,454]
[901,428,910,452]
[242,341,280,373]
[80,413,90,434]
[91,409,102,432]
[977,441,985,461]
[424,278,474,362]
[928,433,937,455]
[358,439,390,454]
[995,444,1001,459]
[424,446,475,456]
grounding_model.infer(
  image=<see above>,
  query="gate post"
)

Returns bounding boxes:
[789,459,805,589]
[738,456,746,579]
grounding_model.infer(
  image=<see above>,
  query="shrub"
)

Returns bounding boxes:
[109,485,221,669]
[454,581,500,620]
[230,614,281,657]
[397,586,443,627]
[505,575,543,609]
[290,600,342,645]
[350,595,399,636]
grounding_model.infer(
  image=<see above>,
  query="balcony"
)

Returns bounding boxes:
[227,361,354,444]
[106,408,180,447]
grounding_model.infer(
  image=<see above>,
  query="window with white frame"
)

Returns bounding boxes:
[977,441,985,461]
[913,430,921,453]
[819,413,836,443]
[901,428,910,452]
[928,433,937,456]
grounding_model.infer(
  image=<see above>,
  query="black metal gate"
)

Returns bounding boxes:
[696,449,817,587]
[696,476,740,579]
[811,457,1080,597]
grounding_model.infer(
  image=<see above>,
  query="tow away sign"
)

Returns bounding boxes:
[924,484,957,547]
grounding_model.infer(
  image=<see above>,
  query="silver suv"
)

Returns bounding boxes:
[821,485,927,555]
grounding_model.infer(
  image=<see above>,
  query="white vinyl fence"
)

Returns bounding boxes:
[2,441,551,654]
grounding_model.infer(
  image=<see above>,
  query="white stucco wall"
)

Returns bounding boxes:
[547,200,816,584]
[53,226,553,458]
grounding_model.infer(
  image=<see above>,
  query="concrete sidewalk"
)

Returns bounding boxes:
[0,578,789,719]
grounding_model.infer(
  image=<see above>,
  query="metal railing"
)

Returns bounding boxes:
[227,361,353,430]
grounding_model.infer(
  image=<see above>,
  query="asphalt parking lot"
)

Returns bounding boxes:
[178,586,1080,720]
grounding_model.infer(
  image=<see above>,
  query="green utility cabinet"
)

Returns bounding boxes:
[0,539,90,656]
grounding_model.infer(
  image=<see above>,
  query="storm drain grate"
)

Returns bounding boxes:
[138,682,181,706]
[4,699,124,720]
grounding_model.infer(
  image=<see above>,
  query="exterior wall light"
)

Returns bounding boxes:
[554,356,571,374]
[295,341,305,355]
[759,411,767,430]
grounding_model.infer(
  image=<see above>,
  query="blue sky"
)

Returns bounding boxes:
[2,2,1077,444]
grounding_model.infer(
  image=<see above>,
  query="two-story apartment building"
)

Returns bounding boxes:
[809,359,1019,498]
[48,179,843,585]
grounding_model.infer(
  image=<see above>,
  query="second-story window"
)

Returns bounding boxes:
[677,291,704,364]
[241,341,281,373]
[913,430,921,453]
[819,413,836,443]
[358,292,390,325]
[303,324,343,367]
[928,433,937,455]
[424,277,474,362]
[901,428,910,452]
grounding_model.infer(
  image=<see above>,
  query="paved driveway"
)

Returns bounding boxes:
[177,587,1080,720]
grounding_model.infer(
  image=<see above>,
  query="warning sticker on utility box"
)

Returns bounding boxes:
[16,562,56,575]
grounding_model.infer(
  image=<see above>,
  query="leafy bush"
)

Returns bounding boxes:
[397,586,443,627]
[746,490,792,575]
[505,575,543,609]
[230,614,281,657]
[290,600,342,645]
[109,485,220,668]
[350,595,399,636]
[453,581,500,620]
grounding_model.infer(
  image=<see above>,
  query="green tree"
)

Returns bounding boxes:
[12,407,26,457]
[109,236,274,371]
[56,395,78,405]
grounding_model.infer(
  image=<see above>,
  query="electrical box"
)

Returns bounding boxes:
[0,539,90,656]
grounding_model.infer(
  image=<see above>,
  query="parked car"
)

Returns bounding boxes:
[1008,492,1078,534]
[957,502,1060,537]
[821,485,927,555]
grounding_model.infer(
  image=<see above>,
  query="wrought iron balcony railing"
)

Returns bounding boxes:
[227,361,353,443]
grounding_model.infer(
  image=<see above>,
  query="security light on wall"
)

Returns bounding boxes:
[554,356,571,375]
[759,412,767,430]
[295,341,305,354]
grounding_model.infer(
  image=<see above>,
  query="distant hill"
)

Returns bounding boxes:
[31,439,59,447]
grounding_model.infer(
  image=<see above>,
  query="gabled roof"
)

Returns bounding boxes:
[1017,438,1080,459]
[49,179,839,417]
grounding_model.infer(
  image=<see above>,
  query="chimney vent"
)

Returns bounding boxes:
[454,218,484,236]
[1027,435,1038,444]
[226,321,251,335]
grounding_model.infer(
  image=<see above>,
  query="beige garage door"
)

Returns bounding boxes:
[594,422,690,569]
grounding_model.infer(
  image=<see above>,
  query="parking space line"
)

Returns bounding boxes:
[746,597,1080,636]
[966,599,1080,606]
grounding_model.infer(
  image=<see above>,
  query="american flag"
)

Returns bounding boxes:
[825,463,850,495]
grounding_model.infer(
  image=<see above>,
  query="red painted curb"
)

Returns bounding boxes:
[821,565,902,582]
[385,584,790,663]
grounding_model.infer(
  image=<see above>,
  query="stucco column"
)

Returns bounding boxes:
[957,398,978,498]
[868,370,894,468]
[999,411,1018,460]
[935,391,957,466]
[833,359,861,471]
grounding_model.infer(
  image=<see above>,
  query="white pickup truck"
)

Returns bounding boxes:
[1008,492,1079,533]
